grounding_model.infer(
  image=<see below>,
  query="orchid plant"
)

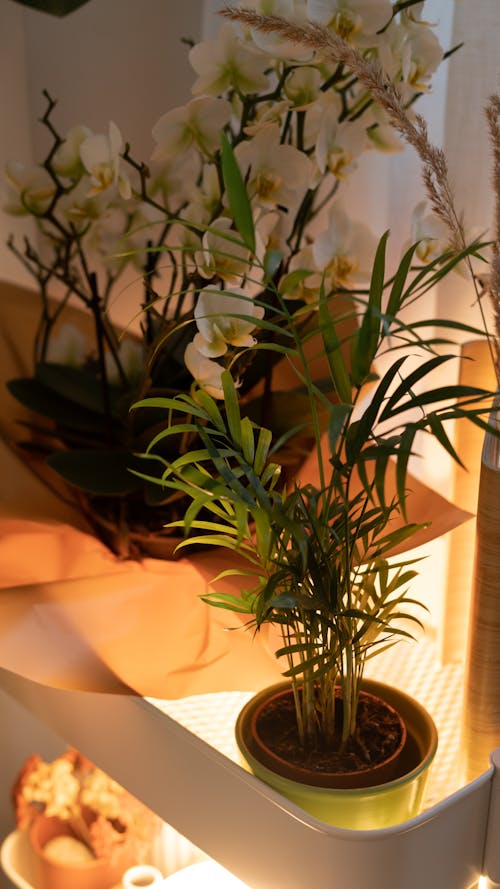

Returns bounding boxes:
[5,0,449,558]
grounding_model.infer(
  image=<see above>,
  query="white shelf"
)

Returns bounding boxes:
[1,646,500,889]
[153,638,466,814]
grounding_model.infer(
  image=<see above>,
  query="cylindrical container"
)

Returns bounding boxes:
[122,864,165,887]
[235,679,438,830]
[29,814,134,889]
[462,405,500,781]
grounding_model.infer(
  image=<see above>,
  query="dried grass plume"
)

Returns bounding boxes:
[222,5,465,250]
[223,5,499,385]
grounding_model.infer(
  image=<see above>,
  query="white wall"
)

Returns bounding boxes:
[22,0,203,159]
[0,0,205,292]
[0,2,36,286]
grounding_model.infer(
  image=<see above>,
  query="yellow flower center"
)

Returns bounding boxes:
[254,170,283,202]
[327,148,353,179]
[327,254,358,284]
[407,61,430,93]
[330,10,363,40]
[92,163,114,191]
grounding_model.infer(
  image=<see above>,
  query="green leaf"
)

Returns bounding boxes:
[278,268,314,295]
[201,591,256,614]
[318,286,352,404]
[379,354,453,421]
[396,426,418,513]
[240,416,256,465]
[426,412,464,466]
[222,370,242,446]
[47,448,145,495]
[254,426,272,474]
[348,356,407,460]
[220,131,255,253]
[327,402,352,454]
[351,233,389,384]
[264,249,283,283]
[386,384,489,419]
[194,389,226,432]
[7,377,114,436]
[36,363,123,417]
[386,241,420,318]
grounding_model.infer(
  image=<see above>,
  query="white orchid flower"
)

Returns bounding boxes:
[4,161,55,215]
[401,2,431,26]
[411,201,451,263]
[410,202,481,278]
[184,342,225,399]
[235,124,313,211]
[152,97,231,162]
[82,204,132,275]
[45,323,87,366]
[243,100,291,136]
[80,122,131,200]
[123,200,169,270]
[149,147,202,213]
[195,216,251,284]
[304,89,342,147]
[52,125,92,179]
[57,178,106,230]
[284,66,323,108]
[399,18,443,92]
[189,23,269,96]
[181,163,221,228]
[366,105,404,153]
[307,0,392,44]
[193,285,264,358]
[282,245,322,303]
[377,18,442,94]
[105,339,145,385]
[308,93,368,177]
[244,0,313,60]
[313,203,378,287]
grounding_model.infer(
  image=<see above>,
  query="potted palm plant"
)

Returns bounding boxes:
[131,204,495,830]
[129,7,498,830]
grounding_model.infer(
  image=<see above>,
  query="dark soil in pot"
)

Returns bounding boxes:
[248,685,411,788]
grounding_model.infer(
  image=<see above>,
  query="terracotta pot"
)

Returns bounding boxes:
[235,678,438,830]
[29,815,135,889]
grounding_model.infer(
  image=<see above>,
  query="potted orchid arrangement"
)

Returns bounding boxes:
[128,6,498,829]
[3,0,447,559]
[10,0,90,14]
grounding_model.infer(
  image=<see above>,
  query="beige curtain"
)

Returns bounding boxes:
[438,0,500,661]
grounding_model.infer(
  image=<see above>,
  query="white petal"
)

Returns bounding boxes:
[184,342,225,398]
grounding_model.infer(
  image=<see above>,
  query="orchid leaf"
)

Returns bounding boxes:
[47,448,144,495]
[7,377,114,435]
[12,0,89,15]
[220,131,255,254]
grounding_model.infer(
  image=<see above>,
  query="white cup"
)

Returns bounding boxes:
[122,864,165,887]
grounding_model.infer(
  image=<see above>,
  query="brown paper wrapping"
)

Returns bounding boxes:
[0,281,475,699]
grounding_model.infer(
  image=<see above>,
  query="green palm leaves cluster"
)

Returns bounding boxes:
[134,168,494,749]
